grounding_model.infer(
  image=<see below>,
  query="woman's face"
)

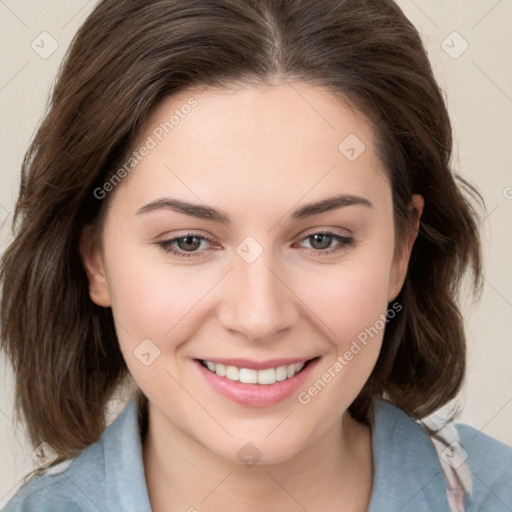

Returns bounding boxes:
[82,82,422,465]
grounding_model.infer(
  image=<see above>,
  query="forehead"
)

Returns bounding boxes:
[112,82,390,218]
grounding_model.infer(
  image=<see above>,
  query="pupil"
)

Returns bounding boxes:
[311,234,331,250]
[178,236,200,251]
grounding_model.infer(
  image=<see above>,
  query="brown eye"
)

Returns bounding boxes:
[176,235,203,252]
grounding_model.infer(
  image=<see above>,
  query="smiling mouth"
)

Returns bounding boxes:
[198,357,319,385]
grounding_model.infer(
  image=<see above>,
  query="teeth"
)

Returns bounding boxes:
[257,368,275,385]
[225,365,240,381]
[275,366,288,381]
[203,360,307,385]
[239,368,257,384]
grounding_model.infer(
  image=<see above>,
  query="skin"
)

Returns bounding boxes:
[81,81,423,512]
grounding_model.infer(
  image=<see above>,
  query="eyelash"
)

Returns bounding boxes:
[156,230,355,259]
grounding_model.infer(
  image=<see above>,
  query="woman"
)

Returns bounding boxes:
[2,0,511,511]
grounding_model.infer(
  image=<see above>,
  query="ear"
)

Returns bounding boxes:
[79,224,112,307]
[388,194,424,303]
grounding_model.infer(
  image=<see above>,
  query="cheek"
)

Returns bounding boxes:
[294,249,394,346]
[106,232,395,344]
[102,240,226,385]
[104,257,211,402]
[290,245,394,401]
[106,252,215,337]
[292,253,394,422]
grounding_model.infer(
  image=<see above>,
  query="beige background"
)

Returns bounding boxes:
[1,0,511,506]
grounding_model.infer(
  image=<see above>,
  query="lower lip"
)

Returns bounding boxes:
[194,358,320,407]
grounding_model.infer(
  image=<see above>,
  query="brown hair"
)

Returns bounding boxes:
[1,0,483,476]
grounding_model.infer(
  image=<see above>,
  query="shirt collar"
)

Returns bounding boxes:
[367,398,449,511]
[103,398,153,512]
[102,396,449,511]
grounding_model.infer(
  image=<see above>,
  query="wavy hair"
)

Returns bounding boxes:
[1,0,483,476]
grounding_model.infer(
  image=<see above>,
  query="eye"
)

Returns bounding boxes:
[156,230,355,259]
[156,232,213,259]
[295,231,355,256]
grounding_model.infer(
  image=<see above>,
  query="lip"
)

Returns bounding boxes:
[194,356,320,407]
[197,357,312,371]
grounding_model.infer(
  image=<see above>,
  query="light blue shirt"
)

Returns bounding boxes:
[3,397,512,511]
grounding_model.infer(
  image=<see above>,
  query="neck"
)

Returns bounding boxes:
[142,402,374,512]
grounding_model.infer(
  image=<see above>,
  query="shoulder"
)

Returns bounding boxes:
[368,399,456,511]
[368,399,512,512]
[1,398,151,512]
[1,440,107,512]
[454,422,512,510]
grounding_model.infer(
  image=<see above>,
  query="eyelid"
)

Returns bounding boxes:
[297,226,353,239]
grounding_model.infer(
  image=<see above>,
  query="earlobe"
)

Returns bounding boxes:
[388,194,424,303]
[79,225,112,307]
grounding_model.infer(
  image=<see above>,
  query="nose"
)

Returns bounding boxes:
[218,248,300,343]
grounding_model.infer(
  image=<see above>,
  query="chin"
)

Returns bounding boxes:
[204,434,309,468]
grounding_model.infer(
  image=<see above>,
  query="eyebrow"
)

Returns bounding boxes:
[136,193,373,223]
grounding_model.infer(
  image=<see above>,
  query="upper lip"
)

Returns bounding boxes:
[196,357,318,371]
